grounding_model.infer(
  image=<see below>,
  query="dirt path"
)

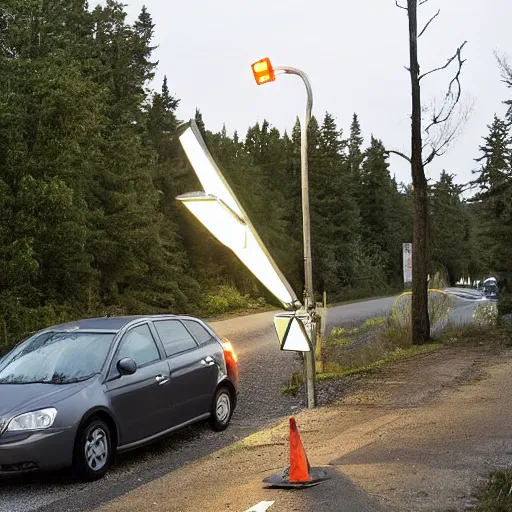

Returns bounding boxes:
[96,342,512,512]
[326,344,511,511]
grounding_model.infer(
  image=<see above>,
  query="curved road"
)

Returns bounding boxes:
[0,294,478,512]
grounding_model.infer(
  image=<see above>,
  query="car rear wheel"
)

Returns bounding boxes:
[73,418,113,480]
[209,386,233,432]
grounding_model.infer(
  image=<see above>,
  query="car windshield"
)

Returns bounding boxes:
[0,331,115,384]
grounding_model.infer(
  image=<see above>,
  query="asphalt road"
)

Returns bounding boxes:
[0,294,478,512]
[448,296,481,324]
[326,296,397,332]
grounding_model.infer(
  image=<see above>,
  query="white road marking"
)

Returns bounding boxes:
[244,501,275,512]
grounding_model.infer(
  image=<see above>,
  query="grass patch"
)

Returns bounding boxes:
[327,328,353,348]
[473,470,512,511]
[325,316,411,362]
[362,316,386,329]
[284,307,508,398]
[281,370,305,396]
[318,313,509,387]
[317,344,442,381]
[326,316,386,349]
[319,313,443,383]
[435,322,512,347]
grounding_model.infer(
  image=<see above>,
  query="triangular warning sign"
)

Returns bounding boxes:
[273,313,311,352]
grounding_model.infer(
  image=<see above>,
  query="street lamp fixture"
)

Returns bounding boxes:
[251,57,276,85]
[177,121,300,310]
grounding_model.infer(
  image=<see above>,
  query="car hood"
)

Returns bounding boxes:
[0,379,95,419]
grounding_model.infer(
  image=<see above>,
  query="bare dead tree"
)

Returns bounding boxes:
[423,99,474,166]
[495,53,512,86]
[496,53,512,117]
[391,0,467,345]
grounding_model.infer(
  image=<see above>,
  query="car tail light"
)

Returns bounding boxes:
[221,339,238,363]
[221,338,239,390]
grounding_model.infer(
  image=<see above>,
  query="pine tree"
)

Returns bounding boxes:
[429,172,471,285]
[0,0,103,335]
[283,117,303,241]
[359,136,407,283]
[347,114,364,177]
[359,137,391,247]
[194,108,207,139]
[146,76,180,163]
[309,113,361,295]
[473,116,511,208]
[472,115,512,275]
[88,4,190,311]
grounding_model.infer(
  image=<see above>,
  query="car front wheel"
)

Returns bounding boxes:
[73,418,113,480]
[209,387,234,432]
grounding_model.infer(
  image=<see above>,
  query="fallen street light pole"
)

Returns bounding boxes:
[252,59,317,408]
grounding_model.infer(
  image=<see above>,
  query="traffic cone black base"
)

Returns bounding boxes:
[263,417,330,489]
[263,466,329,489]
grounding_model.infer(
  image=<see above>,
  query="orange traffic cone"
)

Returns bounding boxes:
[289,417,311,483]
[263,417,329,489]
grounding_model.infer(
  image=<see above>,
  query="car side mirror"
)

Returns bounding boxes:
[117,357,137,376]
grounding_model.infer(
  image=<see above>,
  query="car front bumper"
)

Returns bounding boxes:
[0,426,76,475]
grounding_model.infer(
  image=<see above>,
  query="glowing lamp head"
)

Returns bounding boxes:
[176,121,300,310]
[251,57,275,85]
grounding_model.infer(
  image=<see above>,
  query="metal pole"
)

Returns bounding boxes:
[274,66,316,408]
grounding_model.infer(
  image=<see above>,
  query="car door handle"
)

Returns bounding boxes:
[201,356,215,367]
[155,374,170,385]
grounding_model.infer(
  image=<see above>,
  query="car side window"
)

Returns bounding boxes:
[182,320,213,345]
[154,320,198,357]
[117,324,160,368]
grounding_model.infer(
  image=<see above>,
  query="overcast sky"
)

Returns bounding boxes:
[114,0,511,188]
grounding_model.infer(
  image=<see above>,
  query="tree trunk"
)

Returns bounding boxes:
[408,0,431,344]
[448,268,457,288]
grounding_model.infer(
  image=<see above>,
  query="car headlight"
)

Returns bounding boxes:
[7,408,57,432]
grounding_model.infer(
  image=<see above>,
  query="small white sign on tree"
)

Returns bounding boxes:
[403,243,412,284]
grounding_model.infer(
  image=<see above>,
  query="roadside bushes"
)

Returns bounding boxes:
[474,469,512,511]
[474,302,499,327]
[317,314,441,382]
[391,289,452,338]
[498,293,512,319]
[497,294,512,343]
[315,291,452,383]
[0,285,270,358]
[202,285,267,316]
